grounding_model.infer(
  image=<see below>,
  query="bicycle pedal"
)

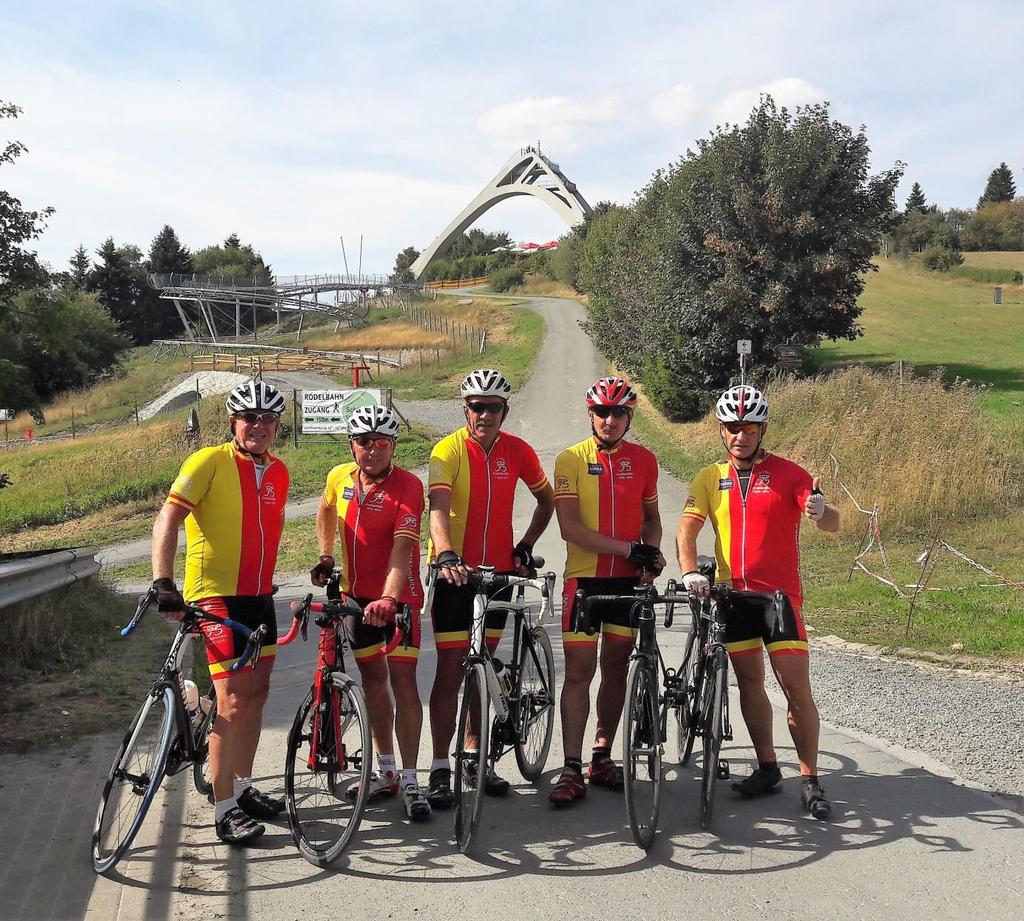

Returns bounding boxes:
[716,759,730,780]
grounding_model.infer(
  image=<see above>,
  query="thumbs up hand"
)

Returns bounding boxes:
[805,476,826,521]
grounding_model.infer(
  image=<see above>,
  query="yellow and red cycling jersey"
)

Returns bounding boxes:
[166,441,290,602]
[427,427,549,570]
[682,452,814,605]
[322,462,424,606]
[553,437,659,580]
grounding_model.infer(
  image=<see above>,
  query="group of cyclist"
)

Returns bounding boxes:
[152,366,838,846]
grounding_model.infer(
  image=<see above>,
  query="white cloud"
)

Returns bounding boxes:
[651,84,700,125]
[713,77,828,126]
[477,95,619,152]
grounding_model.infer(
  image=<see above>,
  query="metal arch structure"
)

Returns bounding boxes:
[409,145,592,278]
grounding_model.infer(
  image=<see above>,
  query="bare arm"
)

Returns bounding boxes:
[675,514,704,574]
[151,502,190,581]
[429,489,468,584]
[316,497,339,557]
[555,496,632,557]
[364,535,417,626]
[814,504,840,533]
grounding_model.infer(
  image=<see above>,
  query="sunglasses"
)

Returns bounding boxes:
[350,435,394,449]
[722,422,762,435]
[591,405,631,419]
[466,400,506,415]
[236,411,279,425]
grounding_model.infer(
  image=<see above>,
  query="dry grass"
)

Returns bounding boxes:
[634,366,1017,540]
[511,276,583,299]
[303,321,448,351]
[962,251,1024,271]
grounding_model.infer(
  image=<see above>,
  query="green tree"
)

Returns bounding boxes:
[905,182,928,214]
[193,237,272,285]
[392,245,420,282]
[0,101,53,300]
[0,286,127,412]
[978,162,1016,208]
[88,238,150,342]
[138,225,194,340]
[68,245,91,290]
[578,97,902,419]
[445,228,512,261]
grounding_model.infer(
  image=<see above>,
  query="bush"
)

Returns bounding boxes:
[490,267,524,292]
[640,354,711,421]
[922,246,964,271]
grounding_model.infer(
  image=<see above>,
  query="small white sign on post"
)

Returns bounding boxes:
[736,339,752,355]
[301,389,382,434]
[0,409,14,421]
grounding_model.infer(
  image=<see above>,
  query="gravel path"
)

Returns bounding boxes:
[393,396,464,432]
[805,644,1024,800]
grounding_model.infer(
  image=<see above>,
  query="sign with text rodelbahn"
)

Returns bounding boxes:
[301,389,382,433]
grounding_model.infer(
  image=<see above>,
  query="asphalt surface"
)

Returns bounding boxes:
[3,295,1020,921]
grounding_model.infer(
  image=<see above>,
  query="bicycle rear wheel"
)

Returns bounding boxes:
[678,614,707,766]
[92,686,175,874]
[192,686,218,797]
[285,675,371,867]
[699,648,729,830]
[453,663,489,854]
[513,625,555,781]
[623,657,662,850]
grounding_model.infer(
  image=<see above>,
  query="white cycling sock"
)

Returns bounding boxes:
[233,776,252,798]
[431,757,450,773]
[377,754,397,780]
[400,767,418,788]
[215,797,238,822]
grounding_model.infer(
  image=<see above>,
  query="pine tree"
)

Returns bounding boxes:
[905,182,928,214]
[141,225,193,340]
[69,245,91,289]
[978,162,1016,207]
[89,238,147,342]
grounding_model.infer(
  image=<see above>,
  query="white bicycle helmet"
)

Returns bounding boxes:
[715,386,769,423]
[586,377,637,408]
[460,368,512,399]
[225,379,286,415]
[347,405,400,438]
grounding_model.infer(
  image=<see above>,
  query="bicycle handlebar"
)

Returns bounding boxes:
[280,592,413,654]
[122,588,266,672]
[689,583,788,635]
[573,584,691,636]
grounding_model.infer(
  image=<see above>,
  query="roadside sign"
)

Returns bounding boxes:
[0,410,14,421]
[736,339,752,355]
[301,389,382,434]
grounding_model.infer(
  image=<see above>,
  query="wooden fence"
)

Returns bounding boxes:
[423,275,490,291]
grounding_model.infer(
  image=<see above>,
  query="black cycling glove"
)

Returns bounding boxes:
[513,541,537,570]
[627,541,664,574]
[153,577,185,613]
[310,554,335,585]
[436,549,463,569]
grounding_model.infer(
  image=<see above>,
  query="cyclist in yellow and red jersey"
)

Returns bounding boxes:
[549,377,666,807]
[151,379,289,845]
[310,404,431,821]
[676,385,839,820]
[425,369,554,809]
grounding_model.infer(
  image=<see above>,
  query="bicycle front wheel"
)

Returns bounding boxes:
[678,614,706,766]
[92,685,175,874]
[285,675,371,867]
[453,663,490,854]
[623,657,662,850]
[192,685,218,797]
[513,625,555,781]
[699,648,729,830]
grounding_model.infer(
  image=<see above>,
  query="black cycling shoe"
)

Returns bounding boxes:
[801,778,833,820]
[732,765,783,798]
[427,768,454,810]
[464,759,511,797]
[237,786,286,819]
[215,807,265,845]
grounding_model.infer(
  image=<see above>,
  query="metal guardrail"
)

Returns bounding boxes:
[0,547,101,610]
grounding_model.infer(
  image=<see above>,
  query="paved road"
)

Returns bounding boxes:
[4,296,1020,921]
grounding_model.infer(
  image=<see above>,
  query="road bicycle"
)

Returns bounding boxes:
[675,555,786,829]
[443,563,557,854]
[572,581,689,850]
[279,584,411,867]
[91,588,266,874]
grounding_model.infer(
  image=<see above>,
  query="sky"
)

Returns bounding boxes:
[2,0,1023,277]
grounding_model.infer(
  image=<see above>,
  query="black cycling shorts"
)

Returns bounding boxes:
[561,577,642,648]
[196,594,277,679]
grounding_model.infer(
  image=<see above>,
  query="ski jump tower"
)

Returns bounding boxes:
[409,145,592,279]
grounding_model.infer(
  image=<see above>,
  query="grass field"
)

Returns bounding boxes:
[812,258,1024,428]
[962,251,1024,271]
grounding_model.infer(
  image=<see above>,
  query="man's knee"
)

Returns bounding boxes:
[564,650,597,687]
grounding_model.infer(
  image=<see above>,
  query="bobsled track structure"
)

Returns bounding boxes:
[149,272,424,344]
